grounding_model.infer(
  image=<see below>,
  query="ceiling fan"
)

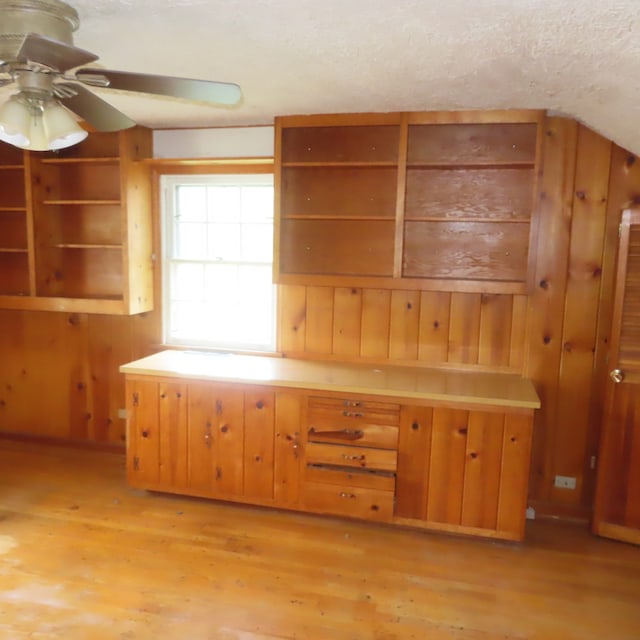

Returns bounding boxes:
[0,0,242,150]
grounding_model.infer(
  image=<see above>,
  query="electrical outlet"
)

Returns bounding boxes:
[554,475,577,490]
[117,408,127,420]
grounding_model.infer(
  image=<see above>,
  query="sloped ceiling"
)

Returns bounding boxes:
[9,0,640,152]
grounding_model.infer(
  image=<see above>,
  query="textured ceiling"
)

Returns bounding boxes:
[5,0,640,152]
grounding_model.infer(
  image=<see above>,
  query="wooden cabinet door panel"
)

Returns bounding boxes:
[126,379,159,486]
[273,392,302,505]
[158,382,188,489]
[460,412,505,529]
[187,383,244,496]
[426,408,469,525]
[243,389,275,501]
[395,405,433,519]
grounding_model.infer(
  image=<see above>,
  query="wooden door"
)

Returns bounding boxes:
[126,379,160,487]
[593,209,640,545]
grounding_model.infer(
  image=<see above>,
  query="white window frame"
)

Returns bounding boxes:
[161,172,276,353]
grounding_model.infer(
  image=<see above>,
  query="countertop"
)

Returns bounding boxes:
[120,350,541,410]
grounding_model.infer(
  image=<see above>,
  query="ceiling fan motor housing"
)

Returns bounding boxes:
[0,0,78,63]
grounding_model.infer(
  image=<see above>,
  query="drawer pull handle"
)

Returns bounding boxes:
[342,454,365,461]
[343,400,362,408]
[308,428,364,441]
[339,492,356,499]
[342,411,364,418]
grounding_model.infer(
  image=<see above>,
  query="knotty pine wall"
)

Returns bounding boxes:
[0,116,638,518]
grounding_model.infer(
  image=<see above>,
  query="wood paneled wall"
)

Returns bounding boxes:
[0,116,637,517]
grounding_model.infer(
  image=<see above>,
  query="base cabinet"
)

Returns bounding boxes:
[125,375,535,541]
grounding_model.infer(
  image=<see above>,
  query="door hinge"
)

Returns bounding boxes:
[132,392,139,407]
[132,456,140,471]
[619,223,623,238]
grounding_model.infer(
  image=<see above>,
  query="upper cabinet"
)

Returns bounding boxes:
[0,127,153,314]
[274,111,544,293]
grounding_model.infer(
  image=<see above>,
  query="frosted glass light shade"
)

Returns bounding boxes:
[0,97,31,147]
[44,103,87,150]
[28,110,49,151]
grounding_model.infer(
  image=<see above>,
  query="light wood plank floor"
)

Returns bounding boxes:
[0,438,639,640]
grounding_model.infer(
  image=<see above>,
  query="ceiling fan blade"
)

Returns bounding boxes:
[75,68,242,106]
[17,33,98,72]
[55,83,136,132]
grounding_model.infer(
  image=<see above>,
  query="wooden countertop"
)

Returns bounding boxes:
[120,351,540,410]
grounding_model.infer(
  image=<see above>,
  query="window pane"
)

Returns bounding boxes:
[209,186,241,223]
[171,263,205,302]
[208,223,242,261]
[176,186,207,222]
[241,223,273,262]
[242,187,274,222]
[174,222,207,259]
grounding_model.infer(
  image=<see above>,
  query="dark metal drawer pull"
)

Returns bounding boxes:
[342,411,364,418]
[339,492,356,499]
[342,453,365,461]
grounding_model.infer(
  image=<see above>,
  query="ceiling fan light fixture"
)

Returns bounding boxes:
[0,95,31,147]
[44,101,87,149]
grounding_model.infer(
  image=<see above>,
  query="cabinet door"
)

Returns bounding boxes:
[396,404,534,540]
[187,382,244,497]
[126,379,160,487]
[273,392,303,505]
[158,382,188,489]
[243,389,275,501]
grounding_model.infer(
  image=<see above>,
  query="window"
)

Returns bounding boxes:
[161,173,276,352]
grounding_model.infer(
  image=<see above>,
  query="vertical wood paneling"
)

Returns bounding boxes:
[388,290,420,360]
[426,408,469,524]
[552,126,611,504]
[332,287,362,358]
[244,389,275,501]
[496,413,534,537]
[186,382,215,492]
[395,405,433,519]
[158,382,188,488]
[360,288,391,359]
[478,294,513,367]
[509,295,529,370]
[461,411,504,529]
[448,293,481,364]
[525,117,578,501]
[417,291,451,364]
[305,286,334,354]
[277,284,307,354]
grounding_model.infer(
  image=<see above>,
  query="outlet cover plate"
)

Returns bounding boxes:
[554,475,577,490]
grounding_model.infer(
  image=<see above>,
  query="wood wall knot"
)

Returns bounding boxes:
[543,335,552,345]
[67,314,81,326]
[539,279,549,290]
[411,422,419,431]
[575,190,586,200]
[256,400,264,409]
[563,342,573,353]
[220,424,229,433]
[626,155,636,167]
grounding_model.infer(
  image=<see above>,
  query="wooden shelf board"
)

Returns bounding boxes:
[50,243,122,250]
[281,215,396,221]
[42,200,121,206]
[403,217,531,223]
[282,161,398,168]
[0,164,24,170]
[0,207,27,212]
[406,161,535,169]
[39,157,120,165]
[0,247,28,253]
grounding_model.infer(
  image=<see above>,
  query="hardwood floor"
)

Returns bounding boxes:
[0,438,638,640]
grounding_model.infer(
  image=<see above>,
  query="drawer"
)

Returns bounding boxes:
[309,396,400,425]
[308,421,398,450]
[303,481,394,521]
[305,442,398,472]
[305,463,396,491]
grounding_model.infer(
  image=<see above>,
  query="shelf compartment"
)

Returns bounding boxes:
[35,203,122,248]
[407,123,538,165]
[282,125,400,163]
[0,145,24,166]
[0,210,28,250]
[35,161,121,202]
[405,167,535,221]
[35,246,123,300]
[42,132,121,159]
[279,219,395,277]
[0,168,27,208]
[281,166,398,218]
[403,220,530,282]
[0,252,30,295]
